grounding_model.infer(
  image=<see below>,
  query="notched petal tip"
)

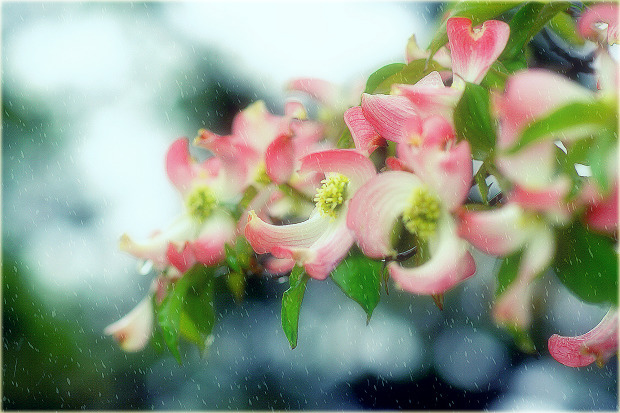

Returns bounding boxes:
[104,296,154,352]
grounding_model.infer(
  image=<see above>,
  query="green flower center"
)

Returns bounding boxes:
[253,162,271,185]
[314,173,349,219]
[186,185,217,222]
[402,186,441,240]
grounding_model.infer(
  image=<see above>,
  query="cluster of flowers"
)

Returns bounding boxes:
[106,3,618,369]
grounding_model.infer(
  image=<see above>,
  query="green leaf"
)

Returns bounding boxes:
[364,63,406,94]
[548,10,586,46]
[331,254,382,322]
[553,221,618,305]
[501,2,571,61]
[281,266,309,349]
[495,249,523,297]
[428,2,518,58]
[506,323,536,354]
[155,264,213,363]
[182,270,215,352]
[474,163,491,205]
[507,100,616,154]
[225,244,242,273]
[372,59,444,95]
[225,271,246,302]
[587,129,617,192]
[337,127,353,149]
[454,82,497,160]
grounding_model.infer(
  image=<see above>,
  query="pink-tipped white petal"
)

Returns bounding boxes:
[231,100,283,152]
[299,149,376,192]
[360,93,417,142]
[457,203,533,256]
[166,138,196,193]
[496,141,558,190]
[549,309,618,367]
[119,215,196,269]
[392,79,462,121]
[245,210,327,255]
[191,211,236,266]
[195,130,254,196]
[279,213,355,280]
[344,106,385,156]
[399,140,473,211]
[264,256,296,275]
[492,225,555,329]
[347,171,423,258]
[287,78,339,107]
[389,214,476,295]
[104,296,154,352]
[420,115,456,148]
[495,69,595,148]
[508,178,572,213]
[447,17,510,85]
[265,133,295,184]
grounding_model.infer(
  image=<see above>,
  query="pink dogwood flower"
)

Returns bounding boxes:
[548,309,618,367]
[367,17,509,135]
[120,138,237,273]
[196,100,324,188]
[245,149,376,280]
[458,203,556,329]
[493,69,596,197]
[347,115,476,295]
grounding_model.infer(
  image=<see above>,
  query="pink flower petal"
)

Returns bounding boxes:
[244,210,328,255]
[264,256,296,275]
[496,141,558,191]
[299,149,376,192]
[494,69,595,148]
[508,178,572,213]
[447,17,510,85]
[119,215,196,269]
[457,203,533,256]
[389,214,476,295]
[166,242,197,274]
[578,3,619,44]
[392,76,462,121]
[287,77,339,107]
[343,106,385,156]
[399,140,473,211]
[492,225,555,329]
[165,138,196,193]
[347,171,423,258]
[549,309,618,367]
[360,93,417,142]
[195,129,255,195]
[191,212,236,266]
[231,100,284,153]
[276,214,355,280]
[104,296,154,352]
[584,182,618,234]
[265,133,295,184]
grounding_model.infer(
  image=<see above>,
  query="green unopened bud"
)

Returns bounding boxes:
[314,173,349,219]
[402,186,441,240]
[186,185,217,222]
